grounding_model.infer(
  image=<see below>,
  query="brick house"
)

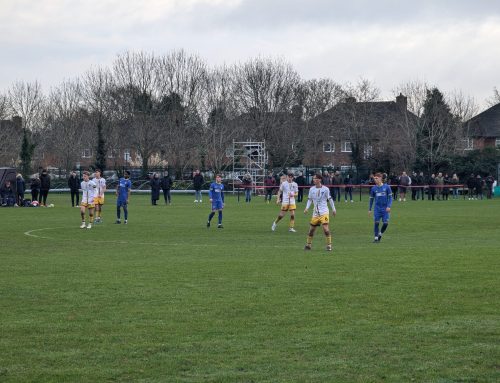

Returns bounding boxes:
[464,103,500,151]
[304,94,418,170]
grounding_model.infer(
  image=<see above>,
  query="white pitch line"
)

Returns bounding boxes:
[23,227,299,248]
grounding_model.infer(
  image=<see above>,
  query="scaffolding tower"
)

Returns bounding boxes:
[232,140,268,194]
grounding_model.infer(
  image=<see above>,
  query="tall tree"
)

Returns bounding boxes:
[19,127,35,176]
[418,88,460,172]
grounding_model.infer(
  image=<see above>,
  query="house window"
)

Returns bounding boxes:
[463,138,474,150]
[124,149,131,162]
[82,148,92,158]
[108,149,119,159]
[323,142,335,152]
[341,141,352,152]
[363,145,373,159]
[496,138,500,148]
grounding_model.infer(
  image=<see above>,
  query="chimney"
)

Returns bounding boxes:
[396,93,407,111]
[345,96,356,104]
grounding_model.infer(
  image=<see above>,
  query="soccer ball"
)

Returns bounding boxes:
[31,201,39,207]
[48,203,54,208]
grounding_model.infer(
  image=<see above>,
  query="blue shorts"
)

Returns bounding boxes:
[117,199,128,207]
[211,200,223,210]
[374,209,390,223]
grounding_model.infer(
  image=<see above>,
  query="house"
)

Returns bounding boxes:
[464,103,500,151]
[305,94,418,171]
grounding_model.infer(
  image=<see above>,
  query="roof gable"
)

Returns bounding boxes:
[466,103,500,137]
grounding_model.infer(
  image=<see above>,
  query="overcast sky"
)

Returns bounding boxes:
[1,0,499,109]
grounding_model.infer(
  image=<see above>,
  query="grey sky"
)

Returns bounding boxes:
[1,0,499,108]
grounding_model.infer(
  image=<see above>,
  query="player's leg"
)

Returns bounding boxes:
[378,211,390,241]
[373,213,381,242]
[116,203,121,223]
[305,224,316,250]
[87,207,94,229]
[123,203,128,223]
[322,223,332,251]
[272,207,286,230]
[80,205,87,228]
[288,209,296,232]
[217,207,223,228]
[207,205,216,227]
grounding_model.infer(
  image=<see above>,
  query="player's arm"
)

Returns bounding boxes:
[328,196,336,217]
[209,184,214,201]
[304,198,312,213]
[368,188,374,214]
[386,185,392,212]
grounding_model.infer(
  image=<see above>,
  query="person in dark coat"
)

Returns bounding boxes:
[16,173,26,206]
[67,171,80,207]
[264,171,276,204]
[295,171,306,202]
[344,174,354,202]
[1,180,15,206]
[466,173,476,200]
[427,173,436,201]
[475,175,484,200]
[150,173,161,205]
[193,169,204,203]
[39,169,51,206]
[30,174,40,202]
[485,174,495,199]
[161,172,173,205]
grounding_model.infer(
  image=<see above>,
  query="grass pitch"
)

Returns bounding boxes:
[0,193,499,382]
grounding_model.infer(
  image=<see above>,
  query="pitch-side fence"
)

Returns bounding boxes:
[233,184,478,202]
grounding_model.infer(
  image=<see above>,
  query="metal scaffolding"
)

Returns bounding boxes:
[232,140,268,193]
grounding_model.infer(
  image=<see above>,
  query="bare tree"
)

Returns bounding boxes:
[112,52,163,174]
[197,65,241,171]
[342,78,381,103]
[232,57,301,165]
[297,78,343,121]
[45,79,88,172]
[154,50,208,173]
[8,81,45,132]
[485,87,500,107]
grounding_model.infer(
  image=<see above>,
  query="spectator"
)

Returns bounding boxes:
[475,175,484,200]
[485,174,495,199]
[416,171,425,200]
[466,173,476,200]
[1,180,15,206]
[435,172,444,200]
[411,172,418,200]
[333,170,343,202]
[193,169,204,203]
[442,173,450,201]
[242,173,252,203]
[428,173,436,201]
[344,173,354,202]
[450,173,460,199]
[398,171,411,202]
[323,171,332,197]
[39,169,51,206]
[30,174,40,202]
[16,173,25,206]
[68,171,80,207]
[150,173,161,205]
[161,172,173,205]
[264,171,276,204]
[295,171,306,203]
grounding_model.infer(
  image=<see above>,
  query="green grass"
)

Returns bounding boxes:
[0,193,499,382]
